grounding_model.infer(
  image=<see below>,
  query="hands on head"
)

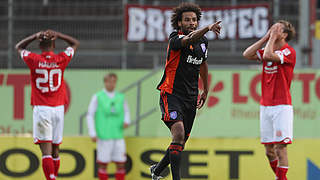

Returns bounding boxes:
[263,23,283,42]
[36,29,58,42]
[270,23,283,39]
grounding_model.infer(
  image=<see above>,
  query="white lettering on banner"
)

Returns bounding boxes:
[126,5,269,41]
[146,8,165,41]
[220,9,237,39]
[200,10,215,39]
[253,7,269,38]
[164,10,173,38]
[238,8,253,38]
[128,7,146,41]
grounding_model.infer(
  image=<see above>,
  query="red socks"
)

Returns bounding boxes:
[269,159,278,174]
[98,168,109,180]
[53,157,60,177]
[277,166,288,180]
[115,168,126,180]
[42,155,56,180]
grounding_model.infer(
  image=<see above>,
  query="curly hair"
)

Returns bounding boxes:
[171,2,202,30]
[277,20,296,42]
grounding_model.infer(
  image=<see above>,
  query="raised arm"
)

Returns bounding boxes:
[181,21,221,47]
[15,32,42,53]
[46,30,80,51]
[56,32,79,51]
[263,24,283,62]
[243,30,270,60]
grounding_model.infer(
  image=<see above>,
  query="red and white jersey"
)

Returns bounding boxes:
[256,43,296,106]
[20,47,74,106]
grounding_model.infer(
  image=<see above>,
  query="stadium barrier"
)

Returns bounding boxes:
[0,137,320,180]
[1,69,320,138]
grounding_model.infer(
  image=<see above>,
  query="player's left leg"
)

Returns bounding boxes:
[112,139,127,180]
[33,106,56,180]
[275,144,288,180]
[115,162,126,180]
[274,105,293,180]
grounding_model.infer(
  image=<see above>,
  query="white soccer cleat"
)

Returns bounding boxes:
[150,164,163,180]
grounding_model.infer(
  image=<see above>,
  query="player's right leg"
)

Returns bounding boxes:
[52,145,60,177]
[52,105,64,178]
[264,144,278,174]
[33,106,56,180]
[153,92,184,180]
[169,121,185,180]
[97,139,113,180]
[260,106,278,175]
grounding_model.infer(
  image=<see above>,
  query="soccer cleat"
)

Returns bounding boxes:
[150,164,163,180]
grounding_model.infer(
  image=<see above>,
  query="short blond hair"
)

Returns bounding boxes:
[103,73,117,82]
[277,20,296,42]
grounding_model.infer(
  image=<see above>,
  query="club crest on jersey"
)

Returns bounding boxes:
[186,55,203,65]
[170,111,177,119]
[200,43,206,53]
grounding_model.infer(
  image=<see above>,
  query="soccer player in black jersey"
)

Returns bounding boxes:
[150,2,221,180]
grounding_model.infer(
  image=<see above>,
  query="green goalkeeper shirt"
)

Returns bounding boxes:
[94,90,125,139]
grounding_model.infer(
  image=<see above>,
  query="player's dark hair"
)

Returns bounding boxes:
[277,20,296,42]
[171,2,202,30]
[39,39,53,49]
[104,73,117,82]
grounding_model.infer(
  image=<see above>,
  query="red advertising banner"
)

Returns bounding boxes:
[125,4,270,41]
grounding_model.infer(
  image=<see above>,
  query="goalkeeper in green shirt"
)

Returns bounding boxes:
[87,73,130,180]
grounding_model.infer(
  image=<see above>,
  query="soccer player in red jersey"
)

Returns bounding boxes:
[150,3,221,180]
[15,30,79,180]
[243,20,296,180]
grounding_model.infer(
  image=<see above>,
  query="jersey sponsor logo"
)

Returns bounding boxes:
[170,111,177,119]
[38,62,59,68]
[178,35,185,38]
[264,61,278,74]
[186,55,203,65]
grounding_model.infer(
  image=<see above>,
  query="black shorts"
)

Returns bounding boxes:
[159,91,197,141]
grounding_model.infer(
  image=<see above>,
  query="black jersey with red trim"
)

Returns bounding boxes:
[157,31,208,101]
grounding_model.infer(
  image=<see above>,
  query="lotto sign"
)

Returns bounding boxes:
[125,4,270,41]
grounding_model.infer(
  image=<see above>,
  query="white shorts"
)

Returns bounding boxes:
[33,105,64,145]
[260,105,293,144]
[96,139,127,164]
